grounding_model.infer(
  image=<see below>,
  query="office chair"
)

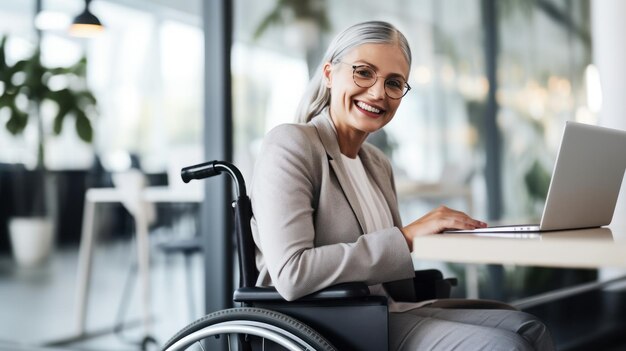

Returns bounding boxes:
[161,160,459,351]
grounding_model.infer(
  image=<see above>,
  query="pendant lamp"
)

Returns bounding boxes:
[69,0,104,37]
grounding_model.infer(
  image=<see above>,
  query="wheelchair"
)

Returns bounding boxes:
[161,160,458,351]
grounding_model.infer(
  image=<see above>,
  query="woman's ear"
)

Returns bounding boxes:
[322,62,333,88]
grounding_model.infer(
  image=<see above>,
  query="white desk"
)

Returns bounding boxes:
[74,186,202,336]
[411,225,626,308]
[412,226,626,269]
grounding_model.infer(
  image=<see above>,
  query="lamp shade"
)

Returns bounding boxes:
[69,0,104,37]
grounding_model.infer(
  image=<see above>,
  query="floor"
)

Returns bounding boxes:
[0,228,204,351]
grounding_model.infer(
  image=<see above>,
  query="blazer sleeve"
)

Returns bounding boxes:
[251,124,415,301]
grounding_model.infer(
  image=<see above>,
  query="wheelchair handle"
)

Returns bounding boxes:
[180,160,247,198]
[181,160,257,288]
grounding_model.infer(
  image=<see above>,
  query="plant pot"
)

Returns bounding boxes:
[8,217,54,267]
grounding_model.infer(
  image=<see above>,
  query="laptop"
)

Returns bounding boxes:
[446,121,626,233]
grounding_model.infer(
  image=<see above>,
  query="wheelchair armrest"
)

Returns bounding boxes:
[412,269,458,301]
[385,269,458,302]
[233,282,371,303]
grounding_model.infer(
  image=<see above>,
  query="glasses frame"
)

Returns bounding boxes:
[337,61,411,99]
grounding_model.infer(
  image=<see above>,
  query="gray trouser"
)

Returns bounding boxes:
[389,307,555,350]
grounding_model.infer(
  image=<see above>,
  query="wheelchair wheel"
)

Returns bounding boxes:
[162,307,336,351]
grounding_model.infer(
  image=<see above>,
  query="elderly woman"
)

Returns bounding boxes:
[250,20,554,350]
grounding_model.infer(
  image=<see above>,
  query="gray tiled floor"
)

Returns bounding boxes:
[0,230,204,351]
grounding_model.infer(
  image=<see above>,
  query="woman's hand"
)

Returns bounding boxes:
[400,205,487,249]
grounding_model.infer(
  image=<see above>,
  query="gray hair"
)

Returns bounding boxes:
[295,21,412,123]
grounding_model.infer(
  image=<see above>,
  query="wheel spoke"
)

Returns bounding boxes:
[196,340,206,351]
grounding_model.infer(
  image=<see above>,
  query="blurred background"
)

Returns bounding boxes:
[1,0,625,350]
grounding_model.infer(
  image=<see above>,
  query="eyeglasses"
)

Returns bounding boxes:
[338,62,411,99]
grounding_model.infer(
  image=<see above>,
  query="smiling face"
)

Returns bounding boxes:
[323,43,410,143]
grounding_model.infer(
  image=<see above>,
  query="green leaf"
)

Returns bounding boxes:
[0,36,7,69]
[77,90,97,106]
[0,90,11,108]
[49,66,73,76]
[75,111,93,143]
[53,103,71,135]
[5,109,28,134]
[70,56,88,77]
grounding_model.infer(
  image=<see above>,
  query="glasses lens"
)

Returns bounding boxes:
[352,66,376,88]
[384,78,408,99]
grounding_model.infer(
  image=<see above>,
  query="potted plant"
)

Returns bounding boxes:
[0,35,97,266]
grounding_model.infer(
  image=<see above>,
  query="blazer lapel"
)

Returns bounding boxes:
[311,112,367,234]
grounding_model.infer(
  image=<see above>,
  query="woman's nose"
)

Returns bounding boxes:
[368,79,386,99]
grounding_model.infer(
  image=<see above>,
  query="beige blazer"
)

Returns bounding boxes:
[250,110,416,302]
